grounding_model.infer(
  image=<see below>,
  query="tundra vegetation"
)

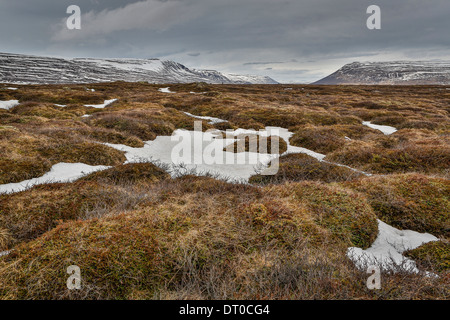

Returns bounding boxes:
[0,82,448,299]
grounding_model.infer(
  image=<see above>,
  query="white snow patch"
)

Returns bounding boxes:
[183,112,228,125]
[286,145,326,162]
[82,114,92,118]
[159,87,175,93]
[224,73,277,84]
[0,100,19,110]
[5,87,18,90]
[324,160,372,176]
[362,121,397,135]
[105,129,278,182]
[84,99,118,109]
[0,250,11,258]
[0,163,111,195]
[104,125,367,181]
[54,104,67,107]
[76,58,165,73]
[347,220,438,273]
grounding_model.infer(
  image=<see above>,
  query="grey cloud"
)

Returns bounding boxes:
[0,0,449,83]
[52,0,204,41]
[243,62,285,66]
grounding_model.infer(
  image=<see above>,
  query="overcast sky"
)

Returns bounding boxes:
[1,0,449,83]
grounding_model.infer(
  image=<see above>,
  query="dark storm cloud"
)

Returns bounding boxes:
[0,0,449,83]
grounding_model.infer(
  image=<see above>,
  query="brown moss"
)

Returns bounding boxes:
[39,126,144,148]
[0,174,448,300]
[249,153,362,184]
[0,181,107,244]
[405,240,450,273]
[0,227,12,251]
[16,87,108,105]
[86,108,207,141]
[327,139,450,176]
[345,174,450,237]
[0,83,449,299]
[0,213,162,299]
[290,124,380,154]
[81,163,170,184]
[10,102,76,119]
[268,182,378,248]
[0,157,52,184]
[37,141,126,166]
[224,135,288,154]
[0,163,169,245]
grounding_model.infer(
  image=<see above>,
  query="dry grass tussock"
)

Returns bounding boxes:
[250,153,363,184]
[0,171,448,299]
[0,82,449,299]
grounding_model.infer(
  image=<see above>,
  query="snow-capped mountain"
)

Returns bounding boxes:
[314,61,450,85]
[0,53,278,85]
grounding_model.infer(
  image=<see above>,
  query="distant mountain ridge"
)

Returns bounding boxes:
[0,52,278,85]
[314,61,450,85]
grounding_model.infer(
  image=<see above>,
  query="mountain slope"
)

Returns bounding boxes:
[315,61,450,85]
[0,52,278,85]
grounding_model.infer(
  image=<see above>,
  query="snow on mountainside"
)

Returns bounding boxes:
[0,53,278,85]
[314,61,450,85]
[224,73,278,84]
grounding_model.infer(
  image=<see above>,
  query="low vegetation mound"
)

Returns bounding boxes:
[1,83,449,299]
[344,174,450,237]
[80,162,170,184]
[405,241,450,273]
[327,138,450,176]
[0,177,381,299]
[249,153,362,184]
[267,182,378,248]
[0,128,126,184]
[223,135,288,154]
[86,108,211,141]
[0,163,170,245]
[289,125,380,154]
